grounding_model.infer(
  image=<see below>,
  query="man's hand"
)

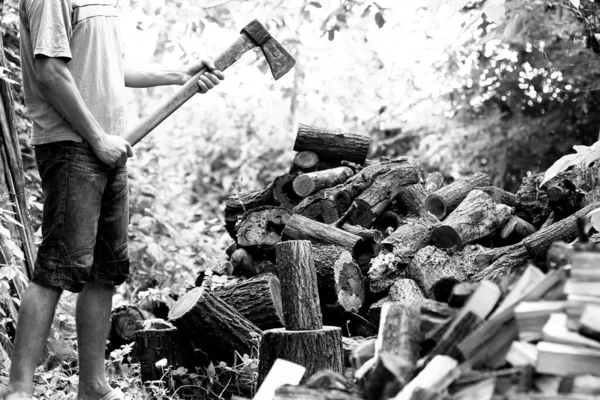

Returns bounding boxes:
[91,135,133,168]
[182,59,225,94]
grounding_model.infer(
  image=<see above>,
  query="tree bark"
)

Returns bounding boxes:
[213,274,284,330]
[394,184,440,226]
[273,174,302,209]
[294,123,371,165]
[430,189,513,249]
[134,328,193,382]
[168,287,262,363]
[367,279,424,325]
[312,244,365,313]
[501,216,536,241]
[293,186,340,224]
[408,246,467,302]
[258,326,344,385]
[224,184,276,238]
[293,167,354,197]
[425,172,444,193]
[282,214,363,255]
[236,206,291,249]
[425,172,492,219]
[476,186,519,208]
[273,385,363,400]
[276,240,323,330]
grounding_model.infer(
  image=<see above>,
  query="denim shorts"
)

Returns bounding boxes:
[32,141,130,293]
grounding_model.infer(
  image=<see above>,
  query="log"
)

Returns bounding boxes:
[273,385,363,400]
[395,184,440,226]
[546,178,584,217]
[372,211,403,233]
[312,244,366,313]
[230,248,256,276]
[273,174,302,209]
[477,186,519,208]
[258,326,344,385]
[290,151,320,173]
[109,305,155,349]
[282,214,363,255]
[501,216,536,241]
[134,328,193,382]
[448,282,479,308]
[294,123,371,165]
[523,202,600,260]
[546,241,574,270]
[224,184,276,238]
[427,311,484,360]
[236,206,291,249]
[515,172,552,227]
[424,172,491,220]
[419,299,457,341]
[369,222,430,293]
[276,240,323,330]
[425,172,444,193]
[168,287,262,363]
[293,167,354,198]
[213,274,284,330]
[408,246,467,302]
[293,186,340,224]
[430,189,513,249]
[334,160,419,214]
[367,280,425,326]
[472,245,529,282]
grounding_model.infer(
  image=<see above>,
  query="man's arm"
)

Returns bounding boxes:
[124,59,224,92]
[35,56,132,167]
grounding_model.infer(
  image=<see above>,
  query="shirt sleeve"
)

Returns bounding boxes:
[26,0,72,61]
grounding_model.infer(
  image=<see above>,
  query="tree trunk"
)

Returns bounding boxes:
[312,244,365,313]
[276,240,323,330]
[282,214,363,255]
[294,123,371,165]
[293,167,354,197]
[168,287,262,363]
[213,274,284,330]
[424,172,492,220]
[236,206,291,249]
[134,328,193,382]
[258,326,344,385]
[224,184,276,238]
[430,189,513,249]
[408,246,467,302]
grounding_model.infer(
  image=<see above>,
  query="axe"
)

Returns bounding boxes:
[124,20,295,146]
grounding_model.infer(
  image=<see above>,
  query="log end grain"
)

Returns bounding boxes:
[425,194,447,220]
[293,174,316,197]
[294,151,320,171]
[430,225,462,249]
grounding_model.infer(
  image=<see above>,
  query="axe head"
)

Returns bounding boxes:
[241,20,296,80]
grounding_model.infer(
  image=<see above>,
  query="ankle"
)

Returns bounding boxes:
[78,376,112,397]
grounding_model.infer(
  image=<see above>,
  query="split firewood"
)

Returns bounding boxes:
[407,246,468,302]
[426,311,484,360]
[451,378,496,400]
[293,186,341,224]
[334,160,419,214]
[424,172,492,220]
[293,167,354,198]
[501,215,536,241]
[273,174,302,209]
[350,338,376,370]
[419,299,456,341]
[276,240,323,330]
[213,274,284,330]
[476,185,520,208]
[424,172,444,193]
[578,304,600,342]
[282,214,363,255]
[168,287,262,363]
[447,282,479,308]
[235,206,291,249]
[393,355,461,400]
[369,221,431,293]
[224,184,276,238]
[430,189,513,249]
[306,370,355,391]
[134,328,193,382]
[294,123,371,165]
[312,244,365,313]
[289,151,320,174]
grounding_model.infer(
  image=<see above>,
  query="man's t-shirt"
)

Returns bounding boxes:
[19,0,126,145]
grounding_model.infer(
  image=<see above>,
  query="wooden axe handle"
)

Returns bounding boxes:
[124,34,257,146]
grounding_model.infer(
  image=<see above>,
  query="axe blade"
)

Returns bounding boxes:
[241,20,296,80]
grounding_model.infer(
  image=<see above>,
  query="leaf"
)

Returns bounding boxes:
[428,0,444,14]
[375,11,385,28]
[155,358,167,368]
[540,153,582,186]
[450,0,473,12]
[573,145,592,154]
[503,13,525,40]
[484,2,506,24]
[570,0,580,8]
[361,5,372,18]
[206,362,216,377]
[0,224,11,239]
[309,1,322,8]
[584,150,600,167]
[328,29,335,41]
[589,208,600,232]
[0,267,16,281]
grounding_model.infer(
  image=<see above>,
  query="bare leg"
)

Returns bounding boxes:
[6,282,62,398]
[76,282,114,400]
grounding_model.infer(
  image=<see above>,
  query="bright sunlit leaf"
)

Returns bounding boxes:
[570,0,581,8]
[540,153,582,186]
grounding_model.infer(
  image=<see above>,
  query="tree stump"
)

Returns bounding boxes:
[236,206,291,249]
[312,244,365,313]
[425,172,492,220]
[213,274,284,330]
[430,189,513,249]
[408,246,467,302]
[275,240,323,330]
[294,123,371,165]
[293,167,354,198]
[134,328,193,382]
[168,287,262,363]
[282,214,363,255]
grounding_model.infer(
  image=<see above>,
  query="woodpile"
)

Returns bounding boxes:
[118,123,600,399]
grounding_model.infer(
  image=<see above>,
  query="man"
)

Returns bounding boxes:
[5,0,224,399]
